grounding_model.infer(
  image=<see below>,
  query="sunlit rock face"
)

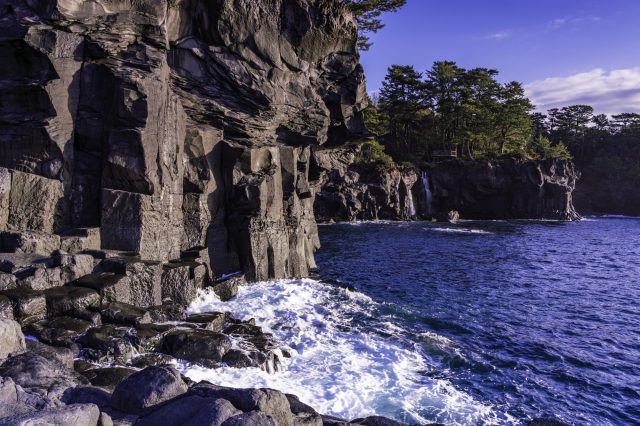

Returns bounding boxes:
[0,0,367,281]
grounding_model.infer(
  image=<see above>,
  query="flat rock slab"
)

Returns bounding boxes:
[44,286,100,317]
[0,403,100,426]
[73,272,131,305]
[0,319,26,361]
[100,301,151,326]
[110,366,188,415]
[26,316,92,348]
[160,329,232,366]
[0,230,61,256]
[0,253,53,274]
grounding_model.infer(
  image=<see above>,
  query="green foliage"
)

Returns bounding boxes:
[344,0,407,50]
[529,136,572,160]
[372,61,535,163]
[355,139,395,168]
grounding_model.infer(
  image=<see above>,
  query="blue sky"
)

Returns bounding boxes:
[360,0,640,115]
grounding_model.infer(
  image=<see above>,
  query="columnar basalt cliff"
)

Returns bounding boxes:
[313,154,580,222]
[0,0,367,281]
[312,146,418,222]
[426,158,580,221]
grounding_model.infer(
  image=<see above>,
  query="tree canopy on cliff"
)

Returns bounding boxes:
[345,0,407,50]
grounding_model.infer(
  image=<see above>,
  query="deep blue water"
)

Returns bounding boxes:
[315,218,640,425]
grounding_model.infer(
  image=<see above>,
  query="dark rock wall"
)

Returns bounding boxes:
[428,158,580,220]
[312,146,418,222]
[313,154,580,222]
[0,0,366,281]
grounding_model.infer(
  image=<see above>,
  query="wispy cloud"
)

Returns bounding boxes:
[486,31,511,40]
[525,68,640,115]
[548,16,601,30]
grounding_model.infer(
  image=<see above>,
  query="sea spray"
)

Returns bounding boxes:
[183,279,500,425]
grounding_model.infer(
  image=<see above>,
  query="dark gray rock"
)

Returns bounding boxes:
[73,272,131,306]
[0,230,60,256]
[0,353,88,398]
[147,303,187,322]
[110,366,188,415]
[221,411,277,426]
[130,323,176,352]
[25,339,74,369]
[0,288,46,325]
[137,395,241,426]
[83,367,137,392]
[212,274,245,302]
[128,353,175,369]
[0,403,100,426]
[26,316,92,348]
[190,383,294,426]
[100,258,162,308]
[161,261,205,306]
[0,295,13,320]
[63,386,112,409]
[160,329,232,366]
[59,228,101,254]
[54,253,95,284]
[285,394,322,426]
[222,349,269,370]
[43,286,100,317]
[186,312,226,332]
[350,416,407,426]
[78,325,136,363]
[0,318,26,361]
[100,302,151,327]
[0,273,17,292]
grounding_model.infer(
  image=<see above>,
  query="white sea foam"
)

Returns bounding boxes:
[183,279,500,425]
[428,227,492,235]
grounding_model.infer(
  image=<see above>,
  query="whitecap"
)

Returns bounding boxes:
[183,279,501,425]
[427,227,492,235]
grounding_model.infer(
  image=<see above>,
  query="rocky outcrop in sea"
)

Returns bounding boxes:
[313,153,580,222]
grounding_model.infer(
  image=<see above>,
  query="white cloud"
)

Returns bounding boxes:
[486,31,511,40]
[548,16,601,30]
[524,68,640,115]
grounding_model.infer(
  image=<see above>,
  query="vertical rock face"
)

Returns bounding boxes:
[313,147,419,222]
[0,0,366,281]
[427,158,581,220]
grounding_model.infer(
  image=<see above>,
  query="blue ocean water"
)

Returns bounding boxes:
[314,217,640,425]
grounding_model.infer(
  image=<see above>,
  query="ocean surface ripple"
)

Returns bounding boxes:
[186,217,640,425]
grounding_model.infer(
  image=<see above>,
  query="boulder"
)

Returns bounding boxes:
[63,386,111,409]
[186,312,226,332]
[160,329,232,366]
[130,323,176,352]
[110,366,188,415]
[222,349,269,370]
[83,367,137,392]
[15,265,62,291]
[0,272,17,291]
[147,303,187,322]
[0,403,100,426]
[285,394,322,426]
[0,288,46,325]
[137,395,241,426]
[0,318,26,361]
[73,272,131,306]
[212,274,245,302]
[128,353,175,369]
[190,383,294,426]
[43,286,100,317]
[78,325,136,363]
[0,353,88,397]
[350,416,407,426]
[25,339,74,369]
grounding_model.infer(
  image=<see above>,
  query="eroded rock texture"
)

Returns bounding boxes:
[427,158,580,220]
[0,0,366,281]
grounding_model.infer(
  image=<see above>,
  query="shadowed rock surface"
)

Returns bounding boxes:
[0,0,367,281]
